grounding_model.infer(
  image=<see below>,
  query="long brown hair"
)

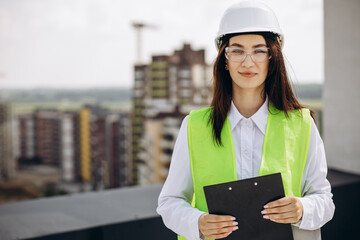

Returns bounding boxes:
[209,32,314,146]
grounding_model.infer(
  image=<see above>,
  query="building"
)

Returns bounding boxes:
[78,107,91,186]
[90,113,108,190]
[15,105,133,191]
[133,43,212,185]
[0,102,16,181]
[139,115,184,184]
[34,110,62,166]
[107,112,133,188]
[132,64,151,184]
[60,112,77,182]
[81,105,133,189]
[17,114,36,164]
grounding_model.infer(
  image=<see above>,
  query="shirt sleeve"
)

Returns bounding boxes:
[294,117,335,230]
[157,115,206,240]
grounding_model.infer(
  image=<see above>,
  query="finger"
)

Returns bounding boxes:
[205,214,236,223]
[269,216,299,224]
[205,220,238,230]
[199,214,237,237]
[264,208,303,224]
[206,231,233,240]
[206,225,239,235]
[262,203,296,214]
[265,196,295,208]
[264,211,297,220]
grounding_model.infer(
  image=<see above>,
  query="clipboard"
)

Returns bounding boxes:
[203,173,294,240]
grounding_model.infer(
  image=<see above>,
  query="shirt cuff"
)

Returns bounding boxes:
[295,197,314,229]
[193,211,206,240]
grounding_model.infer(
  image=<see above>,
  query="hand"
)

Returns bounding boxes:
[198,213,238,239]
[261,196,303,224]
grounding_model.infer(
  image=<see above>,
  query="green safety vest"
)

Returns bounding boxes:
[178,103,311,240]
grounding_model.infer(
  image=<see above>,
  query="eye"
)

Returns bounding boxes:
[254,48,267,54]
[230,48,244,54]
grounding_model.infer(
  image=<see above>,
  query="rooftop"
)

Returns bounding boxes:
[0,169,359,240]
[0,184,162,240]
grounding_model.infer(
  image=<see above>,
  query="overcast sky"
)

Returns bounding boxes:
[0,0,323,89]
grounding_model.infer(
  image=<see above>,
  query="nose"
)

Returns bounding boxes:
[241,54,255,67]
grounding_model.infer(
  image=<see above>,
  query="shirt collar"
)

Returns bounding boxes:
[228,96,269,135]
[228,101,245,131]
[250,96,269,135]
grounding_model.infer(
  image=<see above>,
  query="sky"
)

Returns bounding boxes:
[0,0,323,89]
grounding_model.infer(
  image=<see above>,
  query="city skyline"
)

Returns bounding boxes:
[0,0,323,89]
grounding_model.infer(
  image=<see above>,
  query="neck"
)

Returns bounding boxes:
[232,87,265,118]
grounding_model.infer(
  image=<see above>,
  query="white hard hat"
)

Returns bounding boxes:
[215,1,284,50]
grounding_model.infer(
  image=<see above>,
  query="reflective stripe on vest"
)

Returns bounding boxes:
[178,104,310,240]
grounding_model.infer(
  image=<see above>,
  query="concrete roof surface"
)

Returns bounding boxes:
[0,184,162,240]
[1,169,359,240]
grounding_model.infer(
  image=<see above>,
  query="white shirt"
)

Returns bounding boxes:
[157,99,335,240]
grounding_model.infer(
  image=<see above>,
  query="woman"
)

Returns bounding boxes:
[157,1,334,240]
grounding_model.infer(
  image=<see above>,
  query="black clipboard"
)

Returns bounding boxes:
[203,173,294,240]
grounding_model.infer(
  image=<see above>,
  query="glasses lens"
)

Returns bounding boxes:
[226,47,245,62]
[252,48,269,62]
[225,47,269,62]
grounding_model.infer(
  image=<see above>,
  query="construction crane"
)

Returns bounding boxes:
[132,22,157,64]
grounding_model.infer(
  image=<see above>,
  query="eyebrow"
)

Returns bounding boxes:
[229,43,267,48]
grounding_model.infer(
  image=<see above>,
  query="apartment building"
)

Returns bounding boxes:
[133,43,212,184]
[33,110,62,166]
[0,102,16,181]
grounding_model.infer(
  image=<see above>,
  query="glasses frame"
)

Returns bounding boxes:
[225,46,272,63]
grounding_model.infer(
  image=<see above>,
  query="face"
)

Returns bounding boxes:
[226,34,269,93]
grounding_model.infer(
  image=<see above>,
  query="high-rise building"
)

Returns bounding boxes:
[60,112,76,182]
[34,110,61,166]
[0,102,16,181]
[79,108,91,184]
[118,113,133,187]
[107,112,133,188]
[17,114,35,164]
[90,114,107,190]
[71,113,81,182]
[11,102,133,192]
[132,43,212,184]
[82,105,133,190]
[132,64,151,184]
[158,117,182,182]
[139,114,183,184]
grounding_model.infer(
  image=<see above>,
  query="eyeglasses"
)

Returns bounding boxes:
[225,46,271,63]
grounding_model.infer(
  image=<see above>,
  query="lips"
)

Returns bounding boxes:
[239,72,257,78]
